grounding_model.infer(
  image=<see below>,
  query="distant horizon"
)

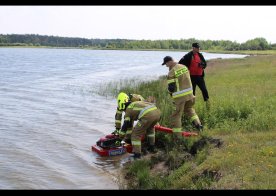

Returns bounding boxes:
[1,33,274,44]
[1,6,276,43]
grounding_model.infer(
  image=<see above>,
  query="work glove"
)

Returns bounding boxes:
[118,129,126,139]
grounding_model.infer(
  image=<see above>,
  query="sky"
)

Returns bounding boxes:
[0,6,276,43]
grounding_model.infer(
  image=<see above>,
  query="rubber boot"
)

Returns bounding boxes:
[147,145,157,154]
[124,138,131,145]
[132,153,141,159]
[195,124,203,132]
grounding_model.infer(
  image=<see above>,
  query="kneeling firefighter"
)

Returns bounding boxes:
[114,92,144,143]
[118,100,161,159]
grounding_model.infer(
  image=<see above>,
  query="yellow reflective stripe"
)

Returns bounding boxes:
[128,102,144,111]
[126,130,132,134]
[167,79,175,84]
[190,114,199,122]
[138,105,157,119]
[172,128,182,133]
[172,87,193,99]
[127,103,135,109]
[132,140,141,146]
[173,90,193,99]
[147,134,155,137]
[140,107,157,118]
[175,78,179,92]
[175,66,188,77]
[116,111,123,114]
[133,107,143,111]
[125,117,130,121]
[120,132,126,135]
[115,120,121,123]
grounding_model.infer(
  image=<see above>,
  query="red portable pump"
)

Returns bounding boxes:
[91,125,198,156]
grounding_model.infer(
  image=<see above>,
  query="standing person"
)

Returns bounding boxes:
[162,56,203,137]
[119,101,161,159]
[179,43,210,108]
[114,92,144,143]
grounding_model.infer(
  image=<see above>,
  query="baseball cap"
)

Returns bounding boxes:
[162,56,173,65]
[192,43,200,48]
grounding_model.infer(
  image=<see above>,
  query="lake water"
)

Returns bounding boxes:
[0,48,247,189]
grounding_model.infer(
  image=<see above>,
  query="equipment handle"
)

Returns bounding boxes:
[154,125,198,137]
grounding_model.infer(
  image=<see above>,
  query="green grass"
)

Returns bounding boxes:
[204,50,276,55]
[108,55,276,189]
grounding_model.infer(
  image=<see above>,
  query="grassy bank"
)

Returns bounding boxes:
[206,50,276,55]
[112,55,276,189]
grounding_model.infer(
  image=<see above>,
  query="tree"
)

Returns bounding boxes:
[0,34,273,51]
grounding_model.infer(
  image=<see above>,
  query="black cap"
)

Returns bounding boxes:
[192,43,200,48]
[162,56,173,65]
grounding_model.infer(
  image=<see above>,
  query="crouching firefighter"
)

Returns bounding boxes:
[162,56,203,137]
[114,92,144,143]
[119,101,161,159]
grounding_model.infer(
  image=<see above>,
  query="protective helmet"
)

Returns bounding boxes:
[117,92,129,111]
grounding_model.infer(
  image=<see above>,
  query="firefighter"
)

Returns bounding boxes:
[114,92,144,143]
[118,100,161,159]
[162,56,203,137]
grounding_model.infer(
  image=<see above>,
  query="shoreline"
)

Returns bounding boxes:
[1,45,275,55]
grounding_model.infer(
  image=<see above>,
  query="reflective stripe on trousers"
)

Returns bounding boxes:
[190,114,199,122]
[147,133,155,137]
[132,140,141,146]
[126,130,132,135]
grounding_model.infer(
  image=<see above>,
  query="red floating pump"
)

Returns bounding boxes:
[91,125,198,156]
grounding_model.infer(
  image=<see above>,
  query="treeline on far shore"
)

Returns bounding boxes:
[0,34,276,51]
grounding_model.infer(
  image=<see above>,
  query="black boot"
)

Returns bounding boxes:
[195,124,203,132]
[147,145,157,154]
[132,153,141,159]
[124,138,131,144]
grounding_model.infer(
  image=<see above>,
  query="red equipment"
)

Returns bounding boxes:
[154,125,199,137]
[92,134,133,156]
[91,125,198,156]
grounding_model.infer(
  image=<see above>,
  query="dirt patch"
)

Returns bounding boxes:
[150,161,168,176]
[165,151,192,170]
[124,171,135,180]
[190,136,223,155]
